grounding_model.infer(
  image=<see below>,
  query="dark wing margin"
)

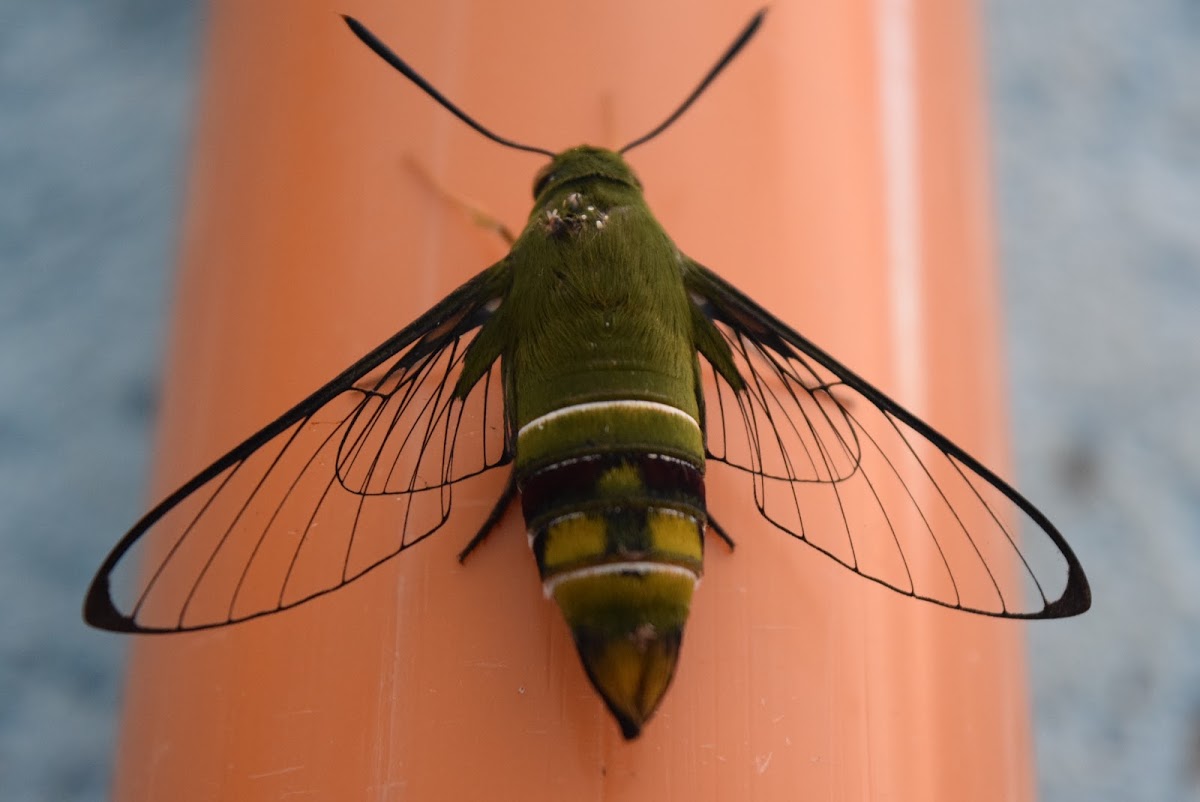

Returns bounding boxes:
[685,259,1091,619]
[85,263,512,633]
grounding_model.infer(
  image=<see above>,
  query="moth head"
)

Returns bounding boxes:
[532,146,643,201]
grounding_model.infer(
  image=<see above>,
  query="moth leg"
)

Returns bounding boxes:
[706,515,736,551]
[405,155,516,245]
[457,473,519,563]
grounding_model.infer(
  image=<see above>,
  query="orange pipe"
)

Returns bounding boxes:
[113,1,1031,799]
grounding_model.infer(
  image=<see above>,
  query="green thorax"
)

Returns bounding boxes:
[499,147,700,430]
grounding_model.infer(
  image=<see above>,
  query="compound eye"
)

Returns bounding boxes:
[532,165,556,198]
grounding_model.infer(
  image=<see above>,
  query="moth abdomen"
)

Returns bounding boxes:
[529,502,705,741]
[515,401,707,738]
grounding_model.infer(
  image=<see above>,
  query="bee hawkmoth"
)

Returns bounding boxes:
[86,9,1090,740]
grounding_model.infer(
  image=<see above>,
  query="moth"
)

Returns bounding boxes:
[85,10,1090,739]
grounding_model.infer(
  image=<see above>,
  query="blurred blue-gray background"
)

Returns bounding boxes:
[3,2,196,799]
[2,1,1197,799]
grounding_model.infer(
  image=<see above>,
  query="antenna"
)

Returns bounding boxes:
[344,10,767,160]
[342,15,556,159]
[619,9,766,154]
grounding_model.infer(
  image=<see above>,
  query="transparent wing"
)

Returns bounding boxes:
[85,266,512,633]
[687,260,1090,619]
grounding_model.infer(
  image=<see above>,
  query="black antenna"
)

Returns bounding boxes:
[619,9,766,155]
[342,15,556,159]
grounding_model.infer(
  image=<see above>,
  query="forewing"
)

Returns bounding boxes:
[688,261,1090,619]
[85,266,511,633]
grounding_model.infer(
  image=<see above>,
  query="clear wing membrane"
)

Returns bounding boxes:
[85,268,510,633]
[336,335,507,495]
[688,261,1090,619]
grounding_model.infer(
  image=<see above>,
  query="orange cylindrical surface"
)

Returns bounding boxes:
[114,1,1031,799]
